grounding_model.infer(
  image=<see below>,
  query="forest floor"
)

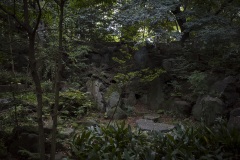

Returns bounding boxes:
[80,102,196,129]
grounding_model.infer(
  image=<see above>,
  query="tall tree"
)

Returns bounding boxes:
[115,0,181,43]
[50,0,65,159]
[0,1,45,159]
[50,0,117,159]
[179,0,240,73]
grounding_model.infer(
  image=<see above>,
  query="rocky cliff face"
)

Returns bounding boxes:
[80,42,240,128]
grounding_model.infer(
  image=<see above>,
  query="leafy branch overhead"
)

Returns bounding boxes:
[69,0,117,8]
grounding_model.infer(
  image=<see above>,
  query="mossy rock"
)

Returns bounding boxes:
[104,84,121,100]
[106,107,127,120]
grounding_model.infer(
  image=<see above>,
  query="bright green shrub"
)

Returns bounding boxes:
[59,89,94,117]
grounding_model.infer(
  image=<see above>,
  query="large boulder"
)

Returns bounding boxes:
[227,108,240,131]
[172,100,192,116]
[236,74,240,93]
[123,92,137,106]
[86,79,105,111]
[104,84,122,111]
[134,46,149,68]
[148,78,165,110]
[106,107,127,120]
[8,126,39,155]
[192,95,225,124]
[108,91,120,108]
[210,76,239,107]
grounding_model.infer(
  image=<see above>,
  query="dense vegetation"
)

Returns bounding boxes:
[72,121,240,160]
[0,0,239,159]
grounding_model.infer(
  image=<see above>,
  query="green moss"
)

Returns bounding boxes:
[59,89,94,117]
[16,92,54,106]
[104,84,121,100]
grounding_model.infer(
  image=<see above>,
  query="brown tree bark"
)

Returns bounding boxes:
[0,1,46,159]
[24,1,46,159]
[28,33,45,160]
[50,0,65,159]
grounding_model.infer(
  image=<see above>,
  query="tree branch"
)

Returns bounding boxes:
[215,0,234,15]
[33,0,42,35]
[0,3,26,30]
[23,0,31,32]
[53,0,61,6]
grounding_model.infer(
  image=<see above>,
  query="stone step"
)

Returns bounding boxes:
[143,114,160,122]
[136,119,175,132]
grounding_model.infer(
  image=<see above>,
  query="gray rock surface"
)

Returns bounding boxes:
[143,114,160,122]
[55,152,67,160]
[86,79,105,111]
[108,91,120,108]
[124,92,137,106]
[0,98,11,104]
[192,95,225,124]
[106,107,127,120]
[228,108,240,131]
[148,78,165,110]
[173,100,192,115]
[139,94,148,105]
[78,119,98,127]
[210,76,239,107]
[0,98,12,111]
[60,128,75,137]
[136,119,174,132]
[9,126,39,154]
[134,46,148,68]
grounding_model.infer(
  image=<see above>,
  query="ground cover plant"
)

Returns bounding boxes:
[71,121,240,160]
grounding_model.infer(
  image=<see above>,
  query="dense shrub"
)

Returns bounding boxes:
[72,121,240,160]
[0,70,31,85]
[59,89,94,117]
[71,122,153,160]
[152,122,240,159]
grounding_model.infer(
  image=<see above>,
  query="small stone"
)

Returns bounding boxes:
[59,128,75,138]
[228,107,240,131]
[77,119,98,127]
[157,109,164,114]
[55,152,66,160]
[143,114,160,122]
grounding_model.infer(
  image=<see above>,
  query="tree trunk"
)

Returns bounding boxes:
[50,1,64,159]
[0,0,45,159]
[28,34,45,160]
[7,15,15,75]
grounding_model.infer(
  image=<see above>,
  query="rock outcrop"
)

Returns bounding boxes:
[192,96,225,124]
